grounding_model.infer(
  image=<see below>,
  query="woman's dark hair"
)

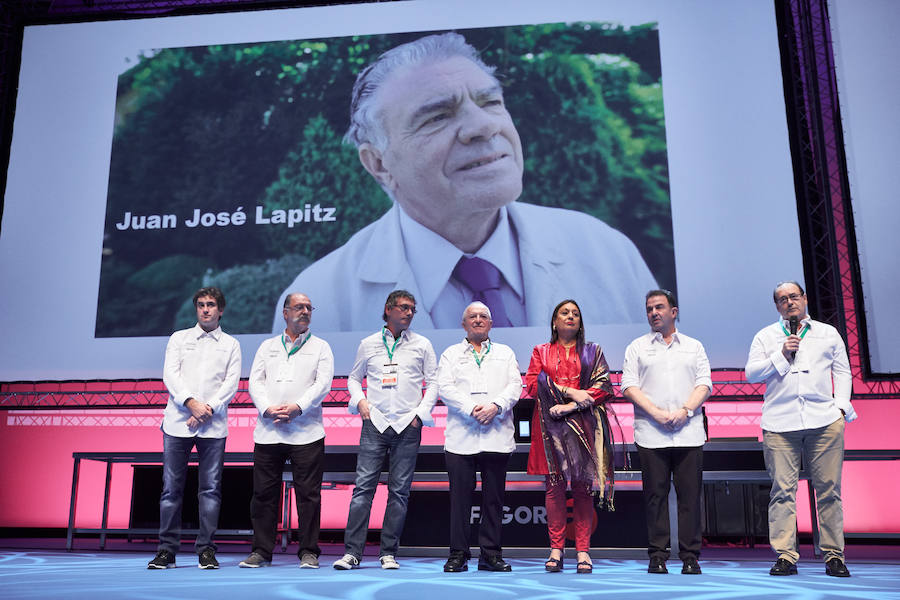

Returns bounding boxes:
[549,298,585,347]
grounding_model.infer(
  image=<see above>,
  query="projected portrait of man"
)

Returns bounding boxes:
[273,32,657,332]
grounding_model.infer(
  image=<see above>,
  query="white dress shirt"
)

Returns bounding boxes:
[347,327,438,433]
[161,323,241,439]
[745,316,856,433]
[621,330,712,448]
[437,338,522,455]
[399,205,527,327]
[272,202,657,332]
[248,331,334,445]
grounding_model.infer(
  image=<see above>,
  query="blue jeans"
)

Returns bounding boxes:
[344,419,421,558]
[158,433,226,555]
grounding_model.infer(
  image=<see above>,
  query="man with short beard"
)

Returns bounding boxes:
[239,292,334,569]
[746,281,857,578]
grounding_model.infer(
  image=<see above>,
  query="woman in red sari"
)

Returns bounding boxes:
[525,299,615,574]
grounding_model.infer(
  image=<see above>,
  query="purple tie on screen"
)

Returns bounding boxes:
[452,256,513,327]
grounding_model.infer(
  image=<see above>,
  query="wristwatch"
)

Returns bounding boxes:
[683,406,695,418]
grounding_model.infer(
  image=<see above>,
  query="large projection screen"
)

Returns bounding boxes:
[0,0,803,378]
[829,0,900,375]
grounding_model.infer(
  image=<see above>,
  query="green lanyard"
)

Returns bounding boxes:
[282,332,311,358]
[382,327,400,361]
[471,340,491,368]
[780,322,809,339]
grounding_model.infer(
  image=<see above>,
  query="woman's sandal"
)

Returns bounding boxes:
[576,560,593,574]
[545,556,564,572]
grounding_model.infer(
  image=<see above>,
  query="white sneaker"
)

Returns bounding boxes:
[380,555,399,570]
[333,554,360,570]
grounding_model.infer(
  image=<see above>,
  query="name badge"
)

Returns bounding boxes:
[470,380,488,395]
[382,363,398,387]
[790,357,810,374]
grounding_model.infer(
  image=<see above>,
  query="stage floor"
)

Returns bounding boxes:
[2,545,900,600]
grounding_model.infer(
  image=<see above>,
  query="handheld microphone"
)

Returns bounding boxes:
[789,315,799,359]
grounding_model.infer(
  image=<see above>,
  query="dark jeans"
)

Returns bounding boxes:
[158,433,226,555]
[343,419,421,558]
[445,451,510,559]
[636,444,704,561]
[250,439,325,560]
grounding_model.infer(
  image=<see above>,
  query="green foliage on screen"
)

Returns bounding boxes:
[172,254,312,333]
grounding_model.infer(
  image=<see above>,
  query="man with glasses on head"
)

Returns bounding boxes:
[148,287,241,570]
[745,281,857,578]
[437,302,521,573]
[333,290,438,570]
[239,293,334,569]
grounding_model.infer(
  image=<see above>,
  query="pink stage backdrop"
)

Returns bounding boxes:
[2,400,898,535]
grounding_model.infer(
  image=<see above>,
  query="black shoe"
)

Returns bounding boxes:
[198,548,219,570]
[825,557,850,577]
[478,554,511,572]
[769,558,798,576]
[147,550,175,569]
[545,555,563,573]
[443,555,468,573]
[648,556,668,574]
[681,557,702,575]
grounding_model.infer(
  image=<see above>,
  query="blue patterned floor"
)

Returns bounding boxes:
[1,552,899,600]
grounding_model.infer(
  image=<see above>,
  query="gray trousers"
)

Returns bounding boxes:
[763,417,845,563]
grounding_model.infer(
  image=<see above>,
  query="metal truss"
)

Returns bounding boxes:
[1,371,767,409]
[779,0,844,331]
[780,0,899,397]
[0,378,353,409]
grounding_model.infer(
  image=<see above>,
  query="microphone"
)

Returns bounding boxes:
[789,315,799,359]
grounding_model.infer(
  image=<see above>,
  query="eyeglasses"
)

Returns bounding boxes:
[393,303,417,314]
[775,293,804,306]
[286,304,314,312]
